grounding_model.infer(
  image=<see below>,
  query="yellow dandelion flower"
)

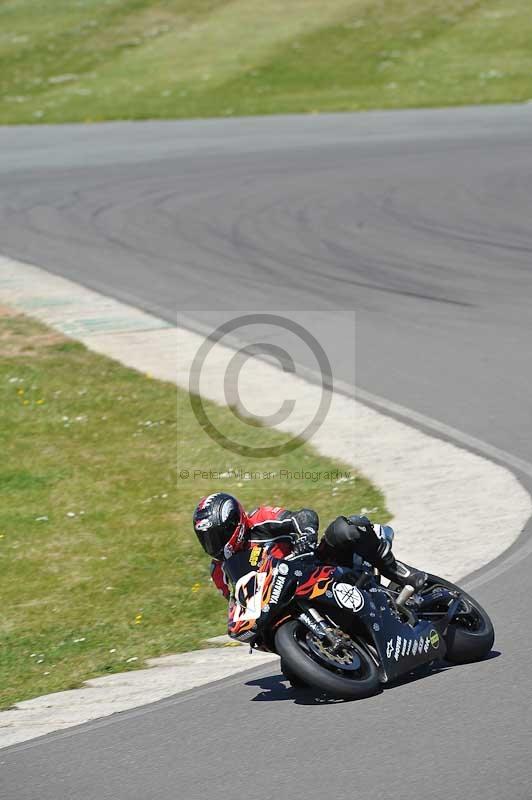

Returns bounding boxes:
[134,614,143,624]
[191,583,201,593]
[17,388,24,395]
[36,399,45,405]
[23,400,30,406]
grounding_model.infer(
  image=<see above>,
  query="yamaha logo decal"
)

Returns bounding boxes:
[332,582,365,612]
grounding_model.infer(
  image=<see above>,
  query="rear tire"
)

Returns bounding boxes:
[425,575,494,664]
[275,620,380,700]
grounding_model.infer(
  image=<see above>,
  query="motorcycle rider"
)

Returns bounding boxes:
[192,492,424,599]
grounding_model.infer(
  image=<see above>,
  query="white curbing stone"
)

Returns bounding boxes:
[0,254,530,748]
[0,645,276,748]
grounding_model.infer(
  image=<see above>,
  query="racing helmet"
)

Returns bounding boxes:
[193,493,245,559]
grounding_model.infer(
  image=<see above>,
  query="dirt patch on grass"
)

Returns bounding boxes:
[0,305,17,317]
[0,309,64,356]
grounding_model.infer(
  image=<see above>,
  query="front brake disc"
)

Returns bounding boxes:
[305,633,362,671]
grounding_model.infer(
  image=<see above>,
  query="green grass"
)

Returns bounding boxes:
[1,0,531,124]
[0,311,388,709]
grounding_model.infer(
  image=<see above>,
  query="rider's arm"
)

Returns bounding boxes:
[210,559,230,600]
[287,508,319,537]
[247,506,319,540]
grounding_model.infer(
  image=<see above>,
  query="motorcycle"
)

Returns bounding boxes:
[223,537,494,699]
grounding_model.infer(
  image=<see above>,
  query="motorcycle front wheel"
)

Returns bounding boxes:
[280,659,307,688]
[275,620,380,700]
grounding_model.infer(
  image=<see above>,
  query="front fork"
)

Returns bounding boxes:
[297,606,345,652]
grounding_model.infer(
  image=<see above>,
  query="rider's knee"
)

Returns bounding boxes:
[323,515,355,550]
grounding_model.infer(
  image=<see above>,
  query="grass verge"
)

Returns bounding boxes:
[0,308,388,709]
[1,0,531,124]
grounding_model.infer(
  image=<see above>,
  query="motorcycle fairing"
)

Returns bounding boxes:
[310,582,447,681]
[223,551,448,680]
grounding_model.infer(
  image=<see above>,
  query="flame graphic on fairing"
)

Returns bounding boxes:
[295,566,336,599]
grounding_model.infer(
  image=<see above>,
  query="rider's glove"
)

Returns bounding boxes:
[292,527,318,556]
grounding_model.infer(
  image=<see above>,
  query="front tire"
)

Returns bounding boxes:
[275,620,380,700]
[280,660,307,688]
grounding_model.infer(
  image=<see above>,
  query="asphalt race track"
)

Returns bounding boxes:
[1,105,532,800]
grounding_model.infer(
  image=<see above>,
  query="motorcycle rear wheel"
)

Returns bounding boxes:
[424,575,495,664]
[275,620,380,700]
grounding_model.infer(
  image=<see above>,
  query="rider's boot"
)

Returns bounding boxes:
[378,555,427,590]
